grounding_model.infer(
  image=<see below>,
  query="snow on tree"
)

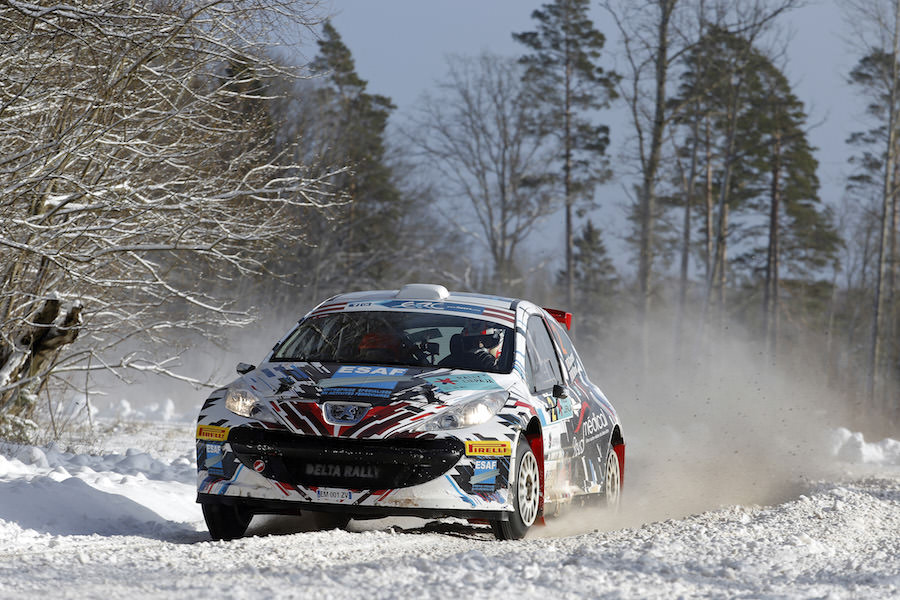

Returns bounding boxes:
[0,1,337,431]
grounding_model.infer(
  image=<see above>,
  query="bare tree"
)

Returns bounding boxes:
[405,53,556,293]
[843,0,900,411]
[0,1,338,429]
[603,0,799,365]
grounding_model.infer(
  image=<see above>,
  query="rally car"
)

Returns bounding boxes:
[196,284,624,540]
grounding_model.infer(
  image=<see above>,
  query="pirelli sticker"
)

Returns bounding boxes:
[465,440,512,456]
[196,425,229,441]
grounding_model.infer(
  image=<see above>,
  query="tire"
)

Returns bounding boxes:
[491,439,541,540]
[202,502,253,541]
[602,444,622,511]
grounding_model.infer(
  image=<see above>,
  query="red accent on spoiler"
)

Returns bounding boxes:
[544,308,572,330]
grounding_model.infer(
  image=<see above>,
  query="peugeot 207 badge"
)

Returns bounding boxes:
[323,402,370,425]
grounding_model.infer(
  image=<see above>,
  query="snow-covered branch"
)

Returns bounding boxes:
[0,0,337,419]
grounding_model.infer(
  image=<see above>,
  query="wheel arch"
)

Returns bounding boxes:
[610,425,625,488]
[522,417,545,517]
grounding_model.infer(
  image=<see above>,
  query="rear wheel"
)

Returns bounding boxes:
[603,445,621,510]
[202,502,252,541]
[491,440,540,540]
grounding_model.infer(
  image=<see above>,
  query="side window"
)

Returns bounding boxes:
[547,317,579,379]
[525,315,563,392]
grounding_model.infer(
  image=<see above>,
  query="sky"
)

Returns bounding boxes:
[313,0,860,269]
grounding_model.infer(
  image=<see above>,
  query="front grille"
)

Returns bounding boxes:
[228,428,464,490]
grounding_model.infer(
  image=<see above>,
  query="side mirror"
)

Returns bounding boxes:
[236,362,256,375]
[552,383,567,399]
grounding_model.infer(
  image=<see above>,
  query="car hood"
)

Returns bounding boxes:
[237,362,517,438]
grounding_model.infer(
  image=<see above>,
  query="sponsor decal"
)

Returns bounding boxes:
[581,412,609,440]
[543,395,574,423]
[465,440,512,456]
[196,425,229,441]
[346,302,372,308]
[305,463,380,478]
[376,300,516,324]
[381,300,486,315]
[423,373,501,393]
[204,442,225,476]
[471,459,500,492]
[573,411,611,457]
[253,460,266,473]
[320,366,410,400]
[322,386,392,399]
[334,365,408,376]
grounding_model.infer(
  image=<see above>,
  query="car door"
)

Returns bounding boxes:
[523,314,575,499]
[544,315,613,495]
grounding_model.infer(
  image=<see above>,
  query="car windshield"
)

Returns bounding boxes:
[272,311,514,374]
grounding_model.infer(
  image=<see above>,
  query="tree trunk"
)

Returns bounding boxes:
[676,101,701,351]
[717,204,729,327]
[637,0,675,367]
[868,1,900,409]
[564,16,574,309]
[889,151,900,422]
[704,116,714,280]
[703,97,738,330]
[764,130,782,359]
[0,299,83,416]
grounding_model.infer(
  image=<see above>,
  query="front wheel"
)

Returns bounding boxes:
[202,502,252,541]
[491,439,540,540]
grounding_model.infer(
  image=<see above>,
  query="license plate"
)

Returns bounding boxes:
[316,488,353,500]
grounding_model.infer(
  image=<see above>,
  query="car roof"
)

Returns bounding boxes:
[328,284,525,311]
[307,284,541,327]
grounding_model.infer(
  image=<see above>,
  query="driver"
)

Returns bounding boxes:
[357,331,403,362]
[459,327,503,370]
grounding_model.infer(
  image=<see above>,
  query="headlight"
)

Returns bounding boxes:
[414,390,509,431]
[225,385,278,423]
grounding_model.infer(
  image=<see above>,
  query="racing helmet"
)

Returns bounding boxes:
[461,326,503,353]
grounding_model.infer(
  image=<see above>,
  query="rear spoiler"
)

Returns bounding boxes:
[544,308,572,330]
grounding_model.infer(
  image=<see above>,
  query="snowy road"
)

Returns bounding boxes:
[2,421,899,599]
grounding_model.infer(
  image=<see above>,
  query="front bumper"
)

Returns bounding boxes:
[196,427,514,516]
[227,428,464,490]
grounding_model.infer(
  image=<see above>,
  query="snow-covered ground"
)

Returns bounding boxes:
[1,404,899,599]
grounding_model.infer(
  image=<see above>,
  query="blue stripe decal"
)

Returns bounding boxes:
[288,365,311,380]
[219,464,244,495]
[444,475,476,507]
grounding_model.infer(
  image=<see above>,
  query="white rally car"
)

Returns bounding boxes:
[196,284,624,540]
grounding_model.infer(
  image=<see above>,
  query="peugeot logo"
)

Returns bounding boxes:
[323,402,370,426]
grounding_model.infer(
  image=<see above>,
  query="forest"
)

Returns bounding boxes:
[1,0,898,441]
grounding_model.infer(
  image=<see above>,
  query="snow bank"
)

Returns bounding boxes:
[831,427,900,465]
[1,417,900,598]
[0,423,201,542]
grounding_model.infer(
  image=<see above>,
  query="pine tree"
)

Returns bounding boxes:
[308,21,403,287]
[669,26,838,352]
[743,58,839,356]
[669,26,766,322]
[557,220,619,344]
[513,0,618,309]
